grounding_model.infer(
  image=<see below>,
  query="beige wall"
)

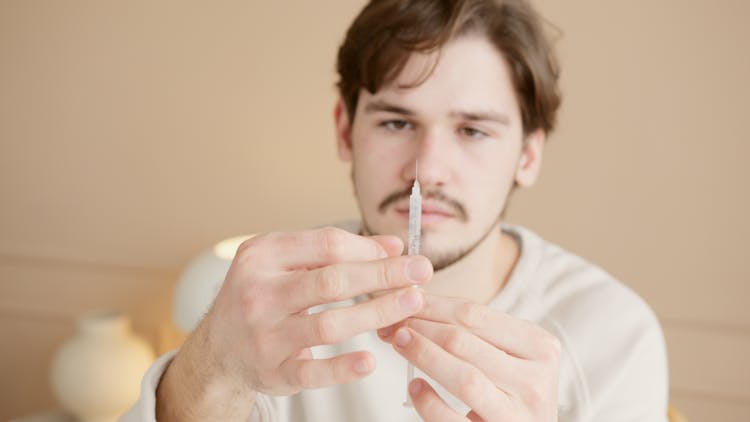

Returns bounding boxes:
[1,0,748,420]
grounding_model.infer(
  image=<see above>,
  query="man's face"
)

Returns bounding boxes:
[336,35,543,270]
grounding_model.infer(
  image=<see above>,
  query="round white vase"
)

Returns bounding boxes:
[50,311,155,422]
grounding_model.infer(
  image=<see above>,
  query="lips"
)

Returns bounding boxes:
[394,200,457,219]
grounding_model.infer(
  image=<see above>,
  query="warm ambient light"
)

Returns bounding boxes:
[213,235,255,260]
[173,234,255,332]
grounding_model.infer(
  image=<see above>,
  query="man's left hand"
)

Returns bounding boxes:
[378,293,561,421]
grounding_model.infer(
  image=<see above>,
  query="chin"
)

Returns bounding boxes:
[421,247,467,271]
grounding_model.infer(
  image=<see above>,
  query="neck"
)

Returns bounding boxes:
[424,222,520,304]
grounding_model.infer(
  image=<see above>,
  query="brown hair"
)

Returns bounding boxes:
[336,0,561,135]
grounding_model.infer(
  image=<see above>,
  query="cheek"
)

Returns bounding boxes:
[352,136,403,188]
[471,181,508,216]
[351,148,393,206]
[465,155,518,216]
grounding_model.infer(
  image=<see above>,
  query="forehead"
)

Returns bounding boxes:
[363,34,521,122]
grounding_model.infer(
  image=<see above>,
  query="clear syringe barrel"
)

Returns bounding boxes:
[408,180,421,255]
[404,177,421,407]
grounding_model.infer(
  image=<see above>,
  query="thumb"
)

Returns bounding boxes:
[369,235,404,257]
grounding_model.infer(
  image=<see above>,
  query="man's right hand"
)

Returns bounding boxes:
[156,227,433,421]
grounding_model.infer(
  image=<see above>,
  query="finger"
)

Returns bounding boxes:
[238,227,392,270]
[370,235,404,257]
[280,256,432,311]
[376,318,409,340]
[466,410,483,421]
[291,347,313,360]
[417,293,560,361]
[408,378,468,422]
[377,324,398,340]
[280,350,375,391]
[405,318,527,396]
[392,327,509,419]
[287,287,423,350]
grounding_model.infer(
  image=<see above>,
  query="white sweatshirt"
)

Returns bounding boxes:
[121,224,669,421]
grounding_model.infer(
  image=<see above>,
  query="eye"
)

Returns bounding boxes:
[380,119,413,131]
[460,126,489,140]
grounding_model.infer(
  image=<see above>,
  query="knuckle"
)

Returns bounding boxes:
[407,332,427,361]
[314,312,340,344]
[236,233,276,265]
[419,388,440,416]
[374,297,393,325]
[537,331,562,362]
[516,360,557,408]
[521,378,548,408]
[235,236,256,255]
[240,283,265,322]
[236,238,260,262]
[456,301,487,329]
[333,356,355,383]
[317,266,346,302]
[294,363,315,389]
[458,369,485,400]
[319,227,347,260]
[443,328,468,357]
[377,261,393,289]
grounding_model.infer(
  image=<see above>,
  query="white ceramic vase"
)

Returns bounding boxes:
[50,311,155,422]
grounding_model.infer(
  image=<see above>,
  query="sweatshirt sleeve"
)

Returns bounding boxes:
[549,278,670,422]
[119,350,178,422]
[584,294,669,422]
[118,350,278,422]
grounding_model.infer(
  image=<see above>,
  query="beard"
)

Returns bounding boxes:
[361,208,503,271]
[421,212,503,270]
[352,165,515,272]
[361,182,508,271]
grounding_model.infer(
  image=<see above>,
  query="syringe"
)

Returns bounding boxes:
[404,162,421,407]
[408,164,421,256]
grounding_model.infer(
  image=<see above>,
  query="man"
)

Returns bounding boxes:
[124,0,668,420]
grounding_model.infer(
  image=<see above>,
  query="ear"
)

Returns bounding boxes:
[514,129,546,187]
[334,98,353,162]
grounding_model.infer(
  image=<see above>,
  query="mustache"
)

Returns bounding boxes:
[377,185,468,222]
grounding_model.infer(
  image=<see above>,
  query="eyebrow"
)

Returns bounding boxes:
[364,99,510,126]
[363,100,415,116]
[449,110,511,126]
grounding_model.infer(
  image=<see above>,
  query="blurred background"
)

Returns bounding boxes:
[1,0,748,420]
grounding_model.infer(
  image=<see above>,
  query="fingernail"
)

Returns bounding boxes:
[399,290,421,312]
[354,358,371,374]
[409,379,422,395]
[394,327,412,347]
[406,258,432,283]
[378,326,393,337]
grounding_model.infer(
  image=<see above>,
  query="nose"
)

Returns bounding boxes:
[400,128,452,187]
